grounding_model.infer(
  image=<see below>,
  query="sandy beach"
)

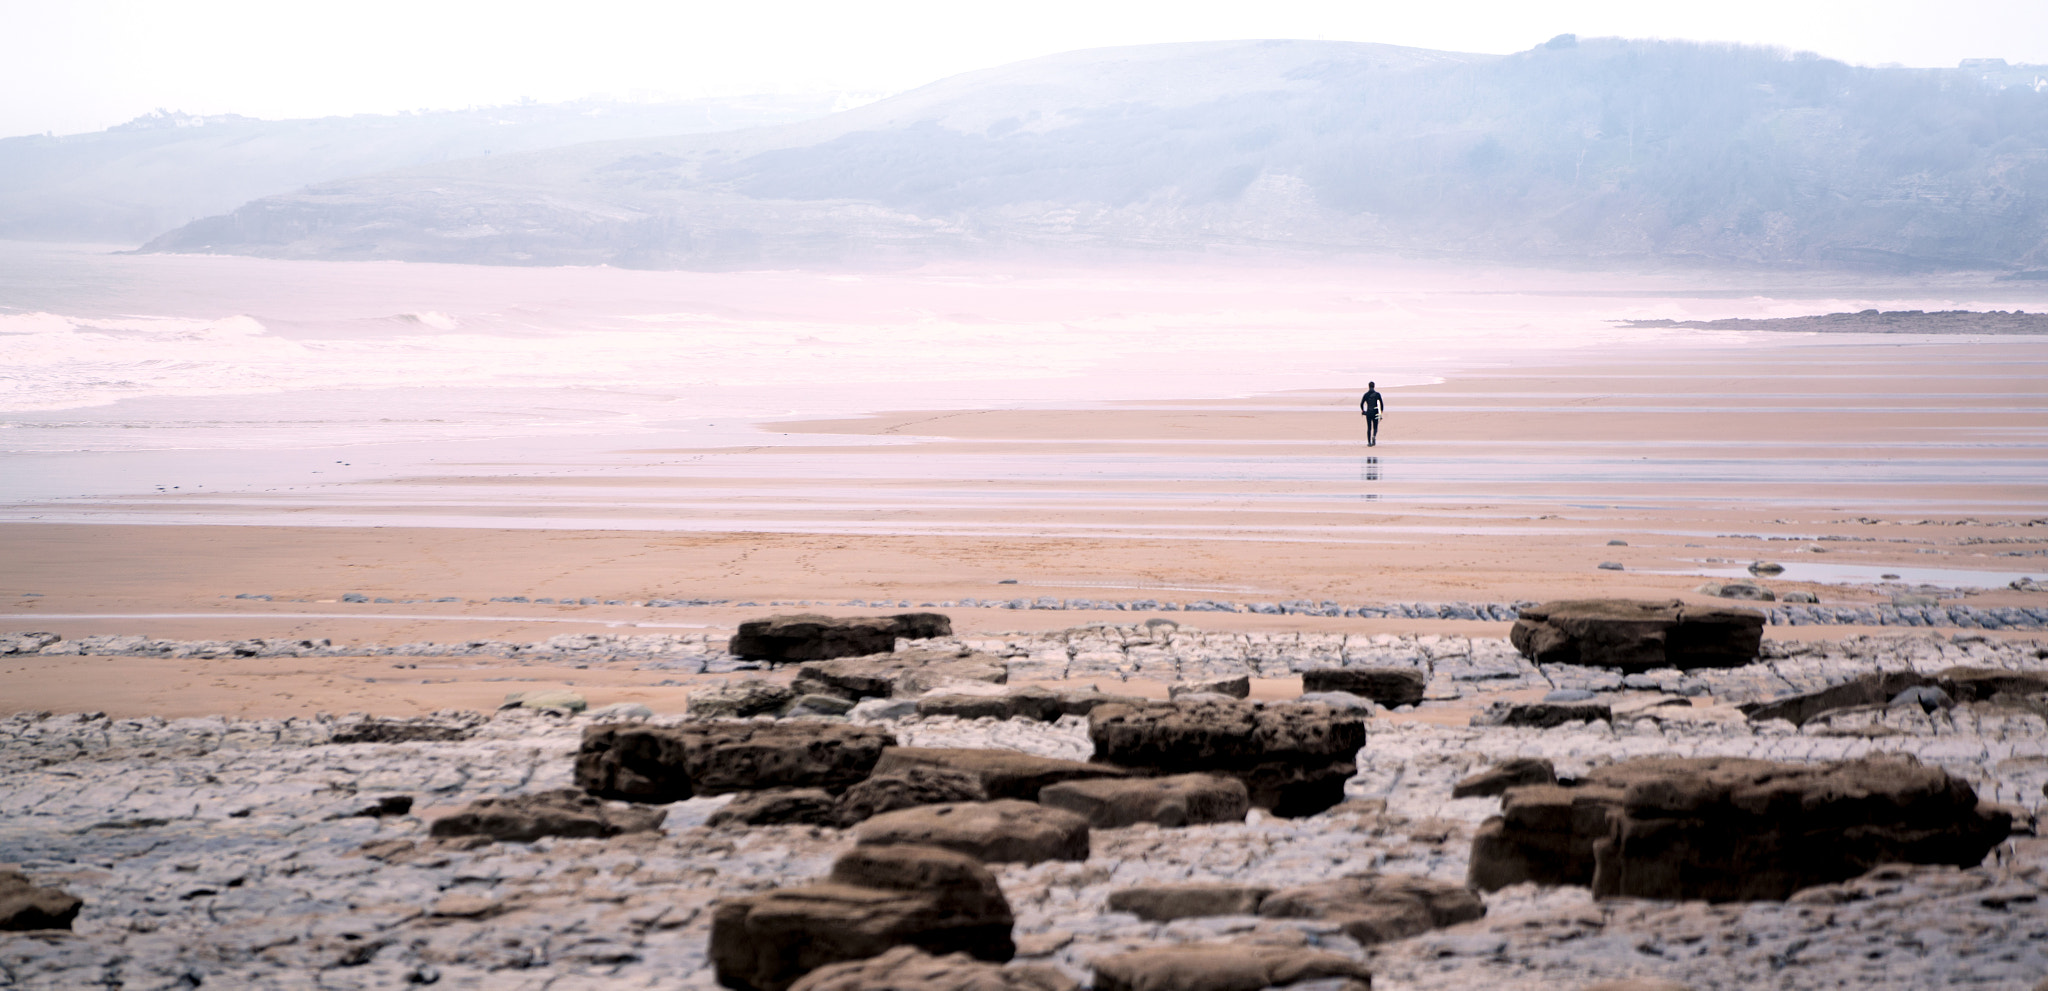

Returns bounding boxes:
[5,331,2046,718]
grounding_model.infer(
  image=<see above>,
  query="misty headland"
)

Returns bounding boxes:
[114,37,2048,274]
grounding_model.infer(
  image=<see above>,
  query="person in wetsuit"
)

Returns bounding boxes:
[1360,381,1384,446]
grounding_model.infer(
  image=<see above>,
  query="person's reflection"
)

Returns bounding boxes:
[1363,456,1379,482]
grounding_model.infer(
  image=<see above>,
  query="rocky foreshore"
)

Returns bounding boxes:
[2,621,2045,989]
[55,584,2048,630]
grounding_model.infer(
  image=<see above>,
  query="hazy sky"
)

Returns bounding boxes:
[4,0,2045,137]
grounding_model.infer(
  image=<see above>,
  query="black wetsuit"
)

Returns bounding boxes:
[1360,388,1384,445]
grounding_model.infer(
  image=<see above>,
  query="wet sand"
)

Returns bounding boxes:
[3,336,2045,718]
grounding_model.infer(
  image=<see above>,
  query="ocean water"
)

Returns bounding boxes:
[3,241,2045,521]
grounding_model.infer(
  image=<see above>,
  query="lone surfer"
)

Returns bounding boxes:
[1359,382,1384,446]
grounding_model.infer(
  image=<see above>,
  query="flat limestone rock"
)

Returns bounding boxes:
[712,844,1015,991]
[796,648,1008,701]
[856,800,1090,864]
[329,712,481,744]
[689,679,799,719]
[1741,667,2048,727]
[575,721,896,802]
[729,612,954,664]
[1510,599,1763,672]
[1299,667,1426,707]
[1169,675,1251,700]
[1467,755,2013,900]
[1091,943,1372,991]
[1500,702,1612,728]
[1038,773,1249,828]
[709,788,842,828]
[1106,883,1273,921]
[917,686,1065,722]
[427,788,665,843]
[788,946,1079,991]
[1740,671,1934,727]
[0,869,83,931]
[1259,874,1486,945]
[1452,757,1558,798]
[836,766,990,825]
[1087,700,1367,817]
[872,747,1133,801]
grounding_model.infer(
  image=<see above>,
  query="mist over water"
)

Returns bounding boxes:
[0,241,1889,450]
[3,239,2043,520]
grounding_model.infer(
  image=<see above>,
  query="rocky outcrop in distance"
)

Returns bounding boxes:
[1627,309,2048,334]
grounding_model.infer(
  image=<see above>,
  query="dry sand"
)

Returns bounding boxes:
[4,336,2044,718]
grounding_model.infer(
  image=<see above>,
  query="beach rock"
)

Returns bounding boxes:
[1937,666,2048,705]
[1598,562,1625,571]
[1510,599,1764,672]
[1893,593,1940,608]
[917,686,1064,722]
[1038,773,1250,828]
[785,693,859,717]
[1748,561,1785,575]
[1088,699,1367,817]
[0,632,60,655]
[1780,590,1819,603]
[709,788,842,828]
[872,747,1134,800]
[856,800,1090,863]
[796,648,1008,701]
[1050,689,1149,716]
[730,612,955,664]
[329,713,480,744]
[690,680,799,719]
[1890,685,1954,713]
[427,788,665,842]
[1452,757,1557,798]
[575,722,895,802]
[1696,580,1775,601]
[788,946,1079,991]
[1469,699,1613,728]
[1544,689,1597,703]
[1740,671,1935,726]
[1295,691,1377,711]
[850,697,921,720]
[0,870,82,931]
[588,701,655,720]
[711,844,1014,991]
[1169,676,1251,699]
[1259,874,1486,944]
[1583,982,1690,991]
[1106,883,1273,921]
[342,794,415,818]
[1091,943,1372,991]
[836,767,989,825]
[1467,755,2013,900]
[501,689,587,711]
[1299,667,1426,707]
[1468,782,1625,891]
